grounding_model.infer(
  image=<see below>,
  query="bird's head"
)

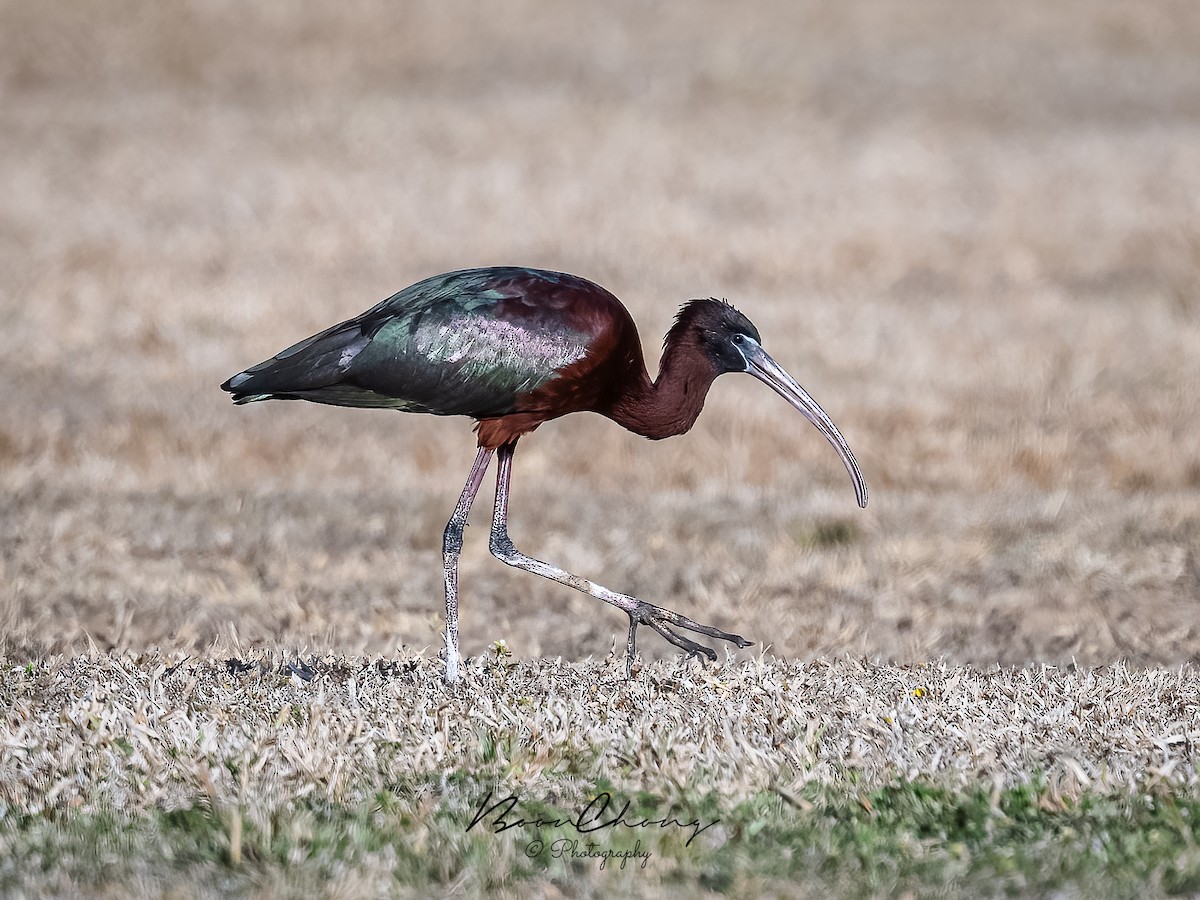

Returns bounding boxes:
[671,298,869,509]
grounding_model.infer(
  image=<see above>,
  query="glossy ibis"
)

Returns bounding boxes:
[222,267,868,683]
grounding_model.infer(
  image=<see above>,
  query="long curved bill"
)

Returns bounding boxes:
[740,339,869,508]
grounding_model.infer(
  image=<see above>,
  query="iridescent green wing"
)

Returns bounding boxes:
[223,268,597,417]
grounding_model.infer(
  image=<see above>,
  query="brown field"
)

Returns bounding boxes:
[3,0,1198,669]
[4,2,1200,895]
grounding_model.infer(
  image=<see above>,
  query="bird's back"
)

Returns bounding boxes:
[222,267,637,421]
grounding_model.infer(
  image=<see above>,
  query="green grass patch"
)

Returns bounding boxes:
[4,779,1200,898]
[792,518,860,548]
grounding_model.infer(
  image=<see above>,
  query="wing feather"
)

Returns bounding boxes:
[221,268,599,417]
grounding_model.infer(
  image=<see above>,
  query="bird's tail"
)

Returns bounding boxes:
[225,391,274,405]
[220,320,370,403]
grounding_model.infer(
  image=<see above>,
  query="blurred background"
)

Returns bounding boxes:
[2,0,1198,666]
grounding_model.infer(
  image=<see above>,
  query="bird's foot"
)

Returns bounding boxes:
[624,601,752,677]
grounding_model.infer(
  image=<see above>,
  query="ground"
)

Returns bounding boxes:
[1,1,1199,896]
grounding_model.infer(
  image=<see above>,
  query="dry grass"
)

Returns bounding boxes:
[2,0,1200,893]
[3,0,1199,669]
[2,0,1200,668]
[6,653,1199,817]
[3,652,1200,896]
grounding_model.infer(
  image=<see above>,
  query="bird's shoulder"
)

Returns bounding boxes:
[363,267,629,334]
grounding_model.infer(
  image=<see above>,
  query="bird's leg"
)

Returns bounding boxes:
[442,446,495,684]
[487,442,752,677]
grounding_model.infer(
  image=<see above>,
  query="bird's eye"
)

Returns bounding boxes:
[732,333,744,344]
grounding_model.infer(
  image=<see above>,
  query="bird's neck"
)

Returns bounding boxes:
[608,338,719,440]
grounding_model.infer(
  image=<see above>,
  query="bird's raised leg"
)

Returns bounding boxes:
[442,446,495,684]
[487,441,752,676]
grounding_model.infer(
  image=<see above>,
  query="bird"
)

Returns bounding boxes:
[222,266,868,683]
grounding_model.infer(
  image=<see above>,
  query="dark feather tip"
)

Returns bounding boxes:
[221,372,251,392]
